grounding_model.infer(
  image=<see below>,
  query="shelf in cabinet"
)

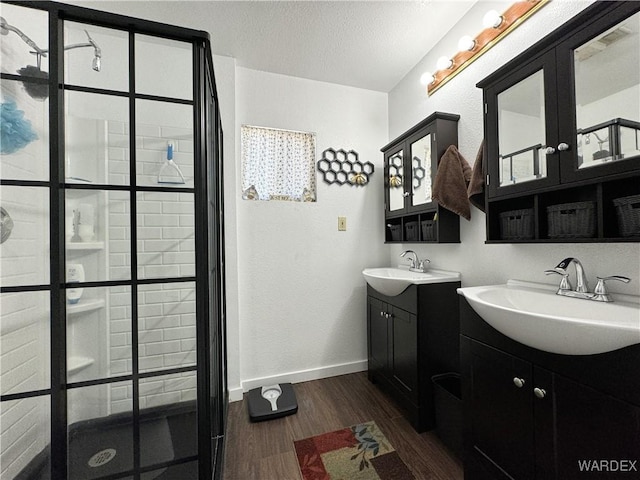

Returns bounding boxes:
[68,356,95,375]
[67,299,105,316]
[67,241,104,251]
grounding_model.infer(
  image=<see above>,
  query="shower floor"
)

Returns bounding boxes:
[15,401,198,480]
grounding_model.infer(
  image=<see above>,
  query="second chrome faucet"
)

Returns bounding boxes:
[545,257,630,302]
[400,250,430,273]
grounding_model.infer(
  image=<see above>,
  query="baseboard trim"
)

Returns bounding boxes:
[228,359,368,403]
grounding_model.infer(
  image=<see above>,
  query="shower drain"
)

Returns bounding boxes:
[88,448,117,468]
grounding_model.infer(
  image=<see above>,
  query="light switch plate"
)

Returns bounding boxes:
[338,216,347,231]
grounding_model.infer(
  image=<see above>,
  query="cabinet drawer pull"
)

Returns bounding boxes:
[403,191,410,197]
[534,387,547,399]
[513,377,525,388]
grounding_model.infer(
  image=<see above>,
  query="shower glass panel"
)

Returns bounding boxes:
[64,22,129,92]
[67,381,133,479]
[0,3,49,75]
[65,190,131,282]
[67,285,132,383]
[136,191,195,280]
[1,3,225,479]
[0,291,50,395]
[65,91,129,185]
[138,282,196,373]
[135,35,193,100]
[136,99,194,188]
[0,81,49,181]
[0,186,49,287]
[0,395,51,479]
[139,372,198,466]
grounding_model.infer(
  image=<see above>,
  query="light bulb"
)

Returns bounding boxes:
[420,72,434,85]
[436,56,453,70]
[458,35,476,52]
[483,10,503,29]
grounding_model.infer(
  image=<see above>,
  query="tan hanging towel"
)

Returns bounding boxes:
[468,140,486,212]
[432,145,472,220]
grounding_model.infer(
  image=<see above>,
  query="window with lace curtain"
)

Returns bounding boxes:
[241,125,316,202]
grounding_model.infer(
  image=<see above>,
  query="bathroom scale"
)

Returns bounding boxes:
[247,383,298,422]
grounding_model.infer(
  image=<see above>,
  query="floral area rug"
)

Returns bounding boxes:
[293,421,415,480]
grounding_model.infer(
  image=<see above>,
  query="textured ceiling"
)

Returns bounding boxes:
[68,1,477,92]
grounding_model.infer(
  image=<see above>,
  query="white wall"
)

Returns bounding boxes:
[388,0,640,293]
[231,67,388,398]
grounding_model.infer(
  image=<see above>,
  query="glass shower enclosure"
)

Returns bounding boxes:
[0,2,227,479]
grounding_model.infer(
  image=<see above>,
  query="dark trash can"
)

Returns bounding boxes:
[431,372,462,458]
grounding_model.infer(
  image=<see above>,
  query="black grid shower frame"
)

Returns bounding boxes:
[0,1,220,479]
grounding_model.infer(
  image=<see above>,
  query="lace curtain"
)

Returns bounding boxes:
[241,125,316,201]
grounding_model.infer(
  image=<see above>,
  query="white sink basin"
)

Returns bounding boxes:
[362,267,460,297]
[458,280,640,355]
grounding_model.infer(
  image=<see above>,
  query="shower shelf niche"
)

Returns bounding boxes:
[68,356,95,375]
[67,299,105,316]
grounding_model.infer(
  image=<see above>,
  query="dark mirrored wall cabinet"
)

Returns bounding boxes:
[479,1,640,243]
[381,112,461,243]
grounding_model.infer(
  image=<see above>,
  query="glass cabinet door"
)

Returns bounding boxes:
[408,132,433,210]
[487,52,560,198]
[557,8,640,183]
[385,148,405,213]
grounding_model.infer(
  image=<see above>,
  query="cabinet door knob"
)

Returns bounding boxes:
[557,142,570,151]
[385,313,390,319]
[380,311,384,317]
[513,377,525,388]
[534,387,547,399]
[544,146,556,155]
[403,191,410,197]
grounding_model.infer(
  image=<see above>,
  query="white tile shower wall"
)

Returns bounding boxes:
[107,121,196,412]
[0,294,50,479]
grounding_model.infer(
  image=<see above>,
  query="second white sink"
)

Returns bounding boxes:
[458,280,640,355]
[362,267,461,297]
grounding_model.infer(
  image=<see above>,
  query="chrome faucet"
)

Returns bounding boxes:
[544,257,630,302]
[400,250,430,273]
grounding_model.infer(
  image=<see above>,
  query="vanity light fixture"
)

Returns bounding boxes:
[423,0,549,96]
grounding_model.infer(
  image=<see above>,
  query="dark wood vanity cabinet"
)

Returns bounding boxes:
[381,112,461,243]
[460,298,640,480]
[479,1,640,242]
[366,282,460,432]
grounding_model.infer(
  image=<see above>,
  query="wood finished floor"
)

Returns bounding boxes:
[223,372,463,480]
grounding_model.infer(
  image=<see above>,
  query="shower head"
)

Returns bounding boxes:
[84,30,101,72]
[0,17,9,35]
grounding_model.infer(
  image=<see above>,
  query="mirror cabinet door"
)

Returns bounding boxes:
[386,149,405,212]
[497,70,547,187]
[488,51,559,197]
[569,11,640,177]
[410,133,432,208]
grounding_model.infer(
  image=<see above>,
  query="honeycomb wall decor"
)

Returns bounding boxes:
[388,152,403,188]
[317,148,374,186]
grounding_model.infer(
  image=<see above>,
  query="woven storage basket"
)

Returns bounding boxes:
[421,219,436,241]
[613,194,640,237]
[547,201,596,238]
[405,221,419,242]
[499,208,534,240]
[388,224,402,241]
